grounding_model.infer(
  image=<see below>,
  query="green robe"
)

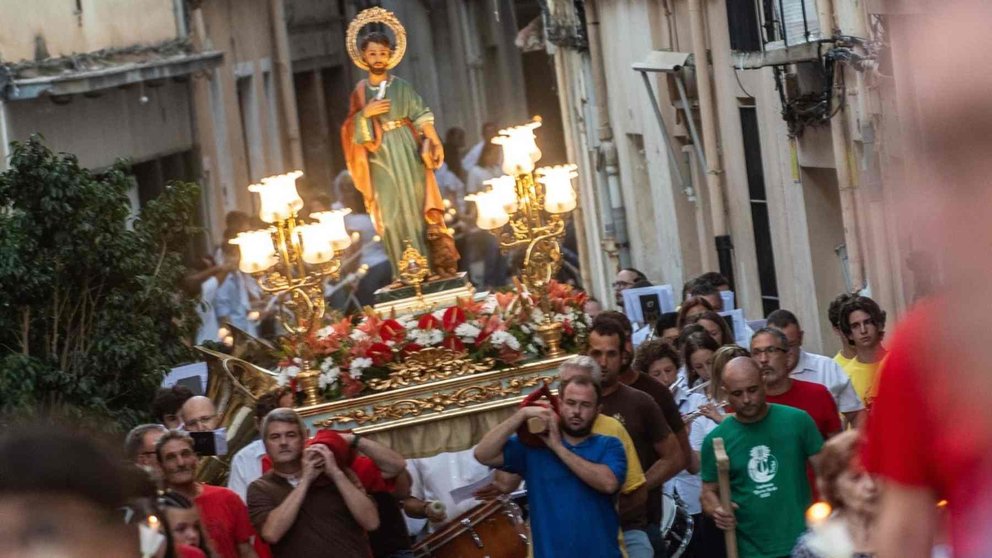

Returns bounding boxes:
[352,77,434,274]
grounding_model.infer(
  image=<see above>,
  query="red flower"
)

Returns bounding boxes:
[367,342,394,366]
[379,319,405,342]
[417,313,441,330]
[456,296,484,315]
[495,292,517,312]
[442,335,465,353]
[499,346,525,364]
[442,306,466,331]
[401,343,424,356]
[341,373,365,398]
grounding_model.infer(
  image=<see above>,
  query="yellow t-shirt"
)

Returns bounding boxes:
[593,414,647,494]
[833,352,853,369]
[839,355,886,406]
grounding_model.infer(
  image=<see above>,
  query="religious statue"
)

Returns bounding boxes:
[341,8,460,282]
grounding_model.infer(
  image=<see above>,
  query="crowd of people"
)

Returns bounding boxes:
[0,263,980,558]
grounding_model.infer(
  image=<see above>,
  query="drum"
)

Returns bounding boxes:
[661,493,694,558]
[412,499,529,558]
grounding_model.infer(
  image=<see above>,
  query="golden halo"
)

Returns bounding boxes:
[346,7,407,71]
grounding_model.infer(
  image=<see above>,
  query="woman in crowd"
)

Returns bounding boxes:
[791,431,878,558]
[681,331,720,390]
[159,491,214,558]
[633,338,681,389]
[676,296,715,329]
[690,310,734,347]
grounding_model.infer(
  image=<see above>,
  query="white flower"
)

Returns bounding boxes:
[455,322,482,341]
[530,308,545,324]
[350,329,369,342]
[316,325,334,338]
[385,340,396,347]
[275,363,301,387]
[349,357,373,379]
[526,343,538,354]
[283,365,301,378]
[396,315,418,330]
[490,330,521,351]
[410,328,444,346]
[480,295,498,314]
[520,324,531,334]
[318,366,341,389]
[432,309,447,320]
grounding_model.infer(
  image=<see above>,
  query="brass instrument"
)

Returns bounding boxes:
[195,345,278,485]
[681,400,728,425]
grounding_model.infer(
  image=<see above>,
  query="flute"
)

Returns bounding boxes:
[682,400,728,424]
[686,379,710,395]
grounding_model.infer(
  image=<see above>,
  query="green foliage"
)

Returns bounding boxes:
[0,136,200,429]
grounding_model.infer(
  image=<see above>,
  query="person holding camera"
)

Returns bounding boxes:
[156,430,267,558]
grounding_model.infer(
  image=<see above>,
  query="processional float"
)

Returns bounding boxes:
[196,15,586,552]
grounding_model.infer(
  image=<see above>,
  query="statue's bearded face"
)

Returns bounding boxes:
[362,42,392,75]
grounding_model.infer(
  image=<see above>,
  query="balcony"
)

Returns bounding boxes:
[729,0,828,69]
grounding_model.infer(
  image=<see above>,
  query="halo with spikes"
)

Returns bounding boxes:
[346,7,407,71]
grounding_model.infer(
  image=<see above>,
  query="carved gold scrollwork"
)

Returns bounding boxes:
[320,375,548,427]
[366,347,495,391]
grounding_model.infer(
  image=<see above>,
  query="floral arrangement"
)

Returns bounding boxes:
[275,281,591,401]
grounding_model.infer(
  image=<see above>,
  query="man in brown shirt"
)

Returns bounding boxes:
[247,408,379,557]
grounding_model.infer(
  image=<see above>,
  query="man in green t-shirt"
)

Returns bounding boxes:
[700,357,824,558]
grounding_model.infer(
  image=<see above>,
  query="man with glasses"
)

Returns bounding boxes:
[125,423,168,481]
[613,268,649,309]
[751,328,841,442]
[181,396,220,432]
[766,309,864,428]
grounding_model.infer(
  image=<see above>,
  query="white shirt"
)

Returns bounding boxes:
[664,392,720,515]
[405,448,493,535]
[466,165,501,195]
[195,276,221,344]
[227,439,266,503]
[461,141,486,171]
[791,350,864,413]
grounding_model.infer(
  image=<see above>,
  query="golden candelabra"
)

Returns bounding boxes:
[230,170,352,405]
[467,117,578,357]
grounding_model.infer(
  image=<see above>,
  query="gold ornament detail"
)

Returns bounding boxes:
[321,375,548,427]
[346,7,408,71]
[366,347,495,392]
[398,240,430,300]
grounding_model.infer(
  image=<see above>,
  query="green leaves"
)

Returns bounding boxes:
[0,136,199,429]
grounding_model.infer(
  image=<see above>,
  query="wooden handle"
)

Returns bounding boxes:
[713,438,739,558]
[526,416,548,434]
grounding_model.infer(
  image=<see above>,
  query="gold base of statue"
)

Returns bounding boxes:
[373,272,475,316]
[534,320,565,358]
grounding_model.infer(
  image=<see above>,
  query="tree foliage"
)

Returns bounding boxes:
[0,136,200,428]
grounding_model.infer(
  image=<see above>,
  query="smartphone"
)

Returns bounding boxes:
[190,428,228,457]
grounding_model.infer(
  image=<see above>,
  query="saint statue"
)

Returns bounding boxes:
[341,8,460,282]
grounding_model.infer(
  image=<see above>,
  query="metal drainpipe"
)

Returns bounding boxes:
[585,0,631,270]
[0,100,10,171]
[687,0,734,287]
[270,0,305,171]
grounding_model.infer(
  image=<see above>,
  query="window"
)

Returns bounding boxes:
[727,0,763,51]
[739,106,780,316]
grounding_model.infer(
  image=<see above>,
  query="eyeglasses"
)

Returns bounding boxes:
[183,414,217,429]
[751,347,787,357]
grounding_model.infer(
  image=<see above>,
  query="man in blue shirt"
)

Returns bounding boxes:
[474,376,627,558]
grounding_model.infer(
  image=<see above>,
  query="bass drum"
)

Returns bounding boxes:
[661,492,694,558]
[413,499,529,558]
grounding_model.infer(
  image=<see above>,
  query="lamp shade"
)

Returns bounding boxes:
[537,164,578,214]
[297,222,336,265]
[466,191,509,230]
[311,209,353,251]
[248,170,304,223]
[484,175,518,214]
[230,229,278,273]
[493,119,542,175]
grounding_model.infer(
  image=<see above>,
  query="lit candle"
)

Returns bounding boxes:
[311,209,353,251]
[493,119,543,175]
[229,229,278,273]
[804,502,853,558]
[249,170,305,223]
[466,191,510,230]
[296,222,336,265]
[536,164,578,214]
[484,175,519,214]
[140,515,165,558]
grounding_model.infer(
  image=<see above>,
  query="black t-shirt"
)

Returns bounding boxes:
[629,372,686,435]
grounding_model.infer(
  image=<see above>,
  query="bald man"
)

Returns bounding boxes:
[699,357,824,558]
[180,395,219,432]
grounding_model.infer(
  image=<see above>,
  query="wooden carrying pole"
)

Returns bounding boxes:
[713,438,739,558]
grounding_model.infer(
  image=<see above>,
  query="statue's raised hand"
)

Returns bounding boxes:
[363,99,391,118]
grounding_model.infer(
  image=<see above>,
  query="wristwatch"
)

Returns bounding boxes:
[349,433,362,449]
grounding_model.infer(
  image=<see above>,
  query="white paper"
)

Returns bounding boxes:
[449,471,495,504]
